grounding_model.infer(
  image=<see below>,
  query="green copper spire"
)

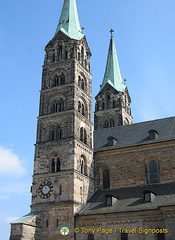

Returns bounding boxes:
[100,29,126,92]
[55,0,84,40]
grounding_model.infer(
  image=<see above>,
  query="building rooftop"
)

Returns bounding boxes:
[78,182,175,216]
[94,116,175,152]
[11,212,40,224]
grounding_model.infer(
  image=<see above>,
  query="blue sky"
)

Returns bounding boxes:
[1,0,175,239]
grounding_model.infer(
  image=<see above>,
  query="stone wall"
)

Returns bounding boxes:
[95,141,175,190]
[76,209,173,240]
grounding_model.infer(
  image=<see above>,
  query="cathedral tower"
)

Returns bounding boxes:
[10,1,94,240]
[94,30,132,130]
[31,0,94,238]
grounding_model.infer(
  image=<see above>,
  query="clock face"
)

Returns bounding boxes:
[38,181,53,199]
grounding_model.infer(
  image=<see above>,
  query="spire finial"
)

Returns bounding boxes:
[81,27,85,34]
[110,29,114,37]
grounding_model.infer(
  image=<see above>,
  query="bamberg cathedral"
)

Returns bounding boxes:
[9,0,175,240]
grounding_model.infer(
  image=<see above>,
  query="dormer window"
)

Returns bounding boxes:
[143,190,155,202]
[107,136,117,146]
[148,129,158,140]
[105,194,118,206]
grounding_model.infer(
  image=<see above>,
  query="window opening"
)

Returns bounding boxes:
[59,186,62,195]
[56,219,59,227]
[88,233,94,240]
[58,45,62,60]
[121,232,128,240]
[81,161,84,174]
[82,104,85,115]
[157,233,165,240]
[107,95,110,109]
[52,54,55,63]
[46,220,49,228]
[57,158,60,172]
[103,169,110,189]
[149,160,159,183]
[51,159,55,173]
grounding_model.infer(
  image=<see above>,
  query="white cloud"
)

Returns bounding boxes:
[0,146,26,176]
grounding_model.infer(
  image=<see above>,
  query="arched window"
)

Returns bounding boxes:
[78,101,86,116]
[80,155,87,175]
[80,127,87,144]
[84,130,87,144]
[53,75,59,87]
[59,98,64,111]
[80,127,84,142]
[85,59,87,69]
[103,169,110,189]
[57,125,62,140]
[81,79,85,90]
[50,154,60,173]
[78,76,85,90]
[107,94,110,109]
[57,158,60,172]
[52,54,55,63]
[82,104,85,116]
[60,73,65,85]
[78,76,81,87]
[50,130,55,141]
[50,125,62,141]
[103,120,108,128]
[78,101,81,112]
[109,119,114,127]
[58,45,62,60]
[51,102,56,113]
[53,73,65,87]
[149,160,159,183]
[81,160,84,174]
[51,159,55,173]
[51,98,65,113]
[103,119,114,128]
[81,46,84,59]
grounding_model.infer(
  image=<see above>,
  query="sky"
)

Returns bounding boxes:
[1,0,175,239]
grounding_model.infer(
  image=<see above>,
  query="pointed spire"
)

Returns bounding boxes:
[100,29,126,92]
[55,0,84,40]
